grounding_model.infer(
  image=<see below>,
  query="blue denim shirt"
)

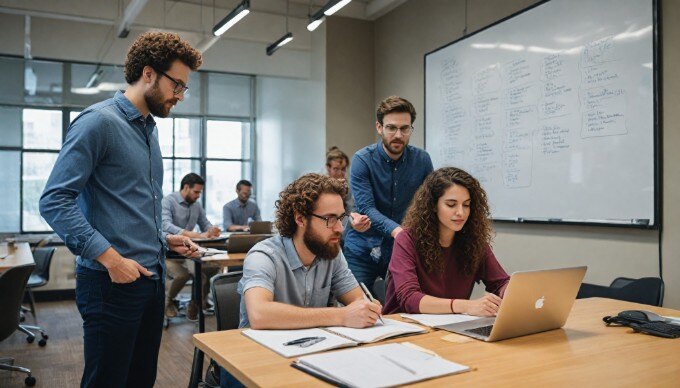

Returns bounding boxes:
[344,141,433,263]
[39,91,167,273]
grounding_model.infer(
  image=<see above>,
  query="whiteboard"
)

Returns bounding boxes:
[424,0,658,227]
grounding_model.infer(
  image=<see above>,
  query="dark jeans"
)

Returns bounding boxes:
[75,265,165,388]
[345,254,389,292]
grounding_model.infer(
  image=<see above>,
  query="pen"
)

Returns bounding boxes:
[283,336,324,346]
[359,282,385,324]
[298,337,326,348]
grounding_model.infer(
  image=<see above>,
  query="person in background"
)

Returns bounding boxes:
[325,146,371,234]
[221,173,381,387]
[383,167,510,315]
[344,96,434,292]
[222,179,261,231]
[161,173,221,320]
[39,31,202,388]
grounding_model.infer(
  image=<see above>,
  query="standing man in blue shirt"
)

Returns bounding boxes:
[222,179,261,231]
[39,32,202,388]
[344,96,434,292]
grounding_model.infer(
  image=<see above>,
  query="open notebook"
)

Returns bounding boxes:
[292,342,470,387]
[242,318,426,358]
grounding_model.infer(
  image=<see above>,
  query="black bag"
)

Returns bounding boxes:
[603,310,680,338]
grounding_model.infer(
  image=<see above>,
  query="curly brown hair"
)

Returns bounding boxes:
[402,167,493,276]
[275,173,348,238]
[124,31,202,84]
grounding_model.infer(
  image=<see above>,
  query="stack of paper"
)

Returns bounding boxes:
[400,313,480,327]
[292,343,470,387]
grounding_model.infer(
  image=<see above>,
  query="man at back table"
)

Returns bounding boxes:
[162,173,221,320]
[222,179,261,232]
[220,173,381,387]
[344,96,434,292]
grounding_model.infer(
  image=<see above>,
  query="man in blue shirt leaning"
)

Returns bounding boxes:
[39,32,202,388]
[344,96,434,292]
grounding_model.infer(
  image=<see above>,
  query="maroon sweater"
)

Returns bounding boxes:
[383,229,510,314]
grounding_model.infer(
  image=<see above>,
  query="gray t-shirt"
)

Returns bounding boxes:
[237,235,359,328]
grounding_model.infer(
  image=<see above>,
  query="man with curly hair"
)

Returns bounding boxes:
[219,173,383,386]
[344,96,434,292]
[40,31,202,388]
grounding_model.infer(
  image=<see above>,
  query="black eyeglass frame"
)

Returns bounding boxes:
[309,212,349,228]
[153,68,189,95]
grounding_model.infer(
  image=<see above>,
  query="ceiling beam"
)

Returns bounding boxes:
[365,0,407,20]
[117,0,149,38]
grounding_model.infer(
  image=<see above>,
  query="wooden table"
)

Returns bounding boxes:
[0,242,35,272]
[193,298,680,386]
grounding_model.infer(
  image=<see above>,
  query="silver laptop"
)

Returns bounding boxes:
[438,266,587,342]
[226,234,272,253]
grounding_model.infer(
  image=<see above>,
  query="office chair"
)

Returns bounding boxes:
[577,276,664,306]
[371,270,391,305]
[18,247,54,346]
[0,263,38,386]
[205,271,243,387]
[211,271,244,331]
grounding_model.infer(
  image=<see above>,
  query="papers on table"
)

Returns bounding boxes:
[197,247,228,256]
[242,328,357,358]
[292,342,470,388]
[325,318,426,343]
[400,313,480,327]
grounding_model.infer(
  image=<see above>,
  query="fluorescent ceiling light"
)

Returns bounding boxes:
[307,16,324,31]
[213,0,250,37]
[323,0,352,16]
[266,32,293,56]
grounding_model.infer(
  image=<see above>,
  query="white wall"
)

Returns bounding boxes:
[255,24,327,221]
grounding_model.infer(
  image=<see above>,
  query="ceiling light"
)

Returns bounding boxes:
[266,32,293,56]
[213,0,250,37]
[307,16,324,31]
[323,0,351,16]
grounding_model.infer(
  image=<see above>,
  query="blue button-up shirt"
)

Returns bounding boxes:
[222,199,261,230]
[40,91,167,273]
[162,191,213,235]
[344,141,433,263]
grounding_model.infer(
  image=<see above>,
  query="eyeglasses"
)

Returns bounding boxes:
[382,124,414,135]
[310,213,349,228]
[154,68,189,95]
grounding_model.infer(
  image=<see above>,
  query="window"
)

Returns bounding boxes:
[0,55,255,234]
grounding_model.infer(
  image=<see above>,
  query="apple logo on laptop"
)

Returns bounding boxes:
[535,296,545,309]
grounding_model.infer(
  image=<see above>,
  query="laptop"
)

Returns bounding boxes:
[249,221,273,235]
[226,234,272,253]
[438,266,587,342]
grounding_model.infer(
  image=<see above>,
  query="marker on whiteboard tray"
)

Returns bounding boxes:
[632,219,650,225]
[548,218,562,222]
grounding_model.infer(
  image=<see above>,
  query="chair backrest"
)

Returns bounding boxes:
[32,247,56,280]
[211,271,244,331]
[577,276,664,306]
[0,264,36,341]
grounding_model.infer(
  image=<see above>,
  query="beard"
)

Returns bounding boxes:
[303,226,341,260]
[144,81,174,118]
[381,136,406,155]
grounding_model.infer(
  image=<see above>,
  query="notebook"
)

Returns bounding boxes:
[324,318,426,343]
[242,319,426,357]
[242,328,357,358]
[292,342,470,388]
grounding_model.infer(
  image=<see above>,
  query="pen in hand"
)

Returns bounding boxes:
[359,282,385,324]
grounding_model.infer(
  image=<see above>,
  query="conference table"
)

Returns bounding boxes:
[0,242,35,272]
[192,298,680,386]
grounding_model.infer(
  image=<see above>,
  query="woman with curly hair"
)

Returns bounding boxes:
[383,167,509,316]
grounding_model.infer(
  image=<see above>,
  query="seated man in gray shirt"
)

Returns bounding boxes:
[222,179,261,231]
[238,173,382,329]
[162,173,221,320]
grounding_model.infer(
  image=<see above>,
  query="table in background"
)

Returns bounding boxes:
[193,298,680,387]
[0,243,35,272]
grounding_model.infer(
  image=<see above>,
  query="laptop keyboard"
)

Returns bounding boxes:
[465,325,494,337]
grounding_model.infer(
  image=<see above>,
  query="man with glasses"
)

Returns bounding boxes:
[40,32,202,388]
[344,96,434,292]
[223,173,382,386]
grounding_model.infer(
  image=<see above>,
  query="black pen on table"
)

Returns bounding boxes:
[283,336,324,346]
[359,282,385,324]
